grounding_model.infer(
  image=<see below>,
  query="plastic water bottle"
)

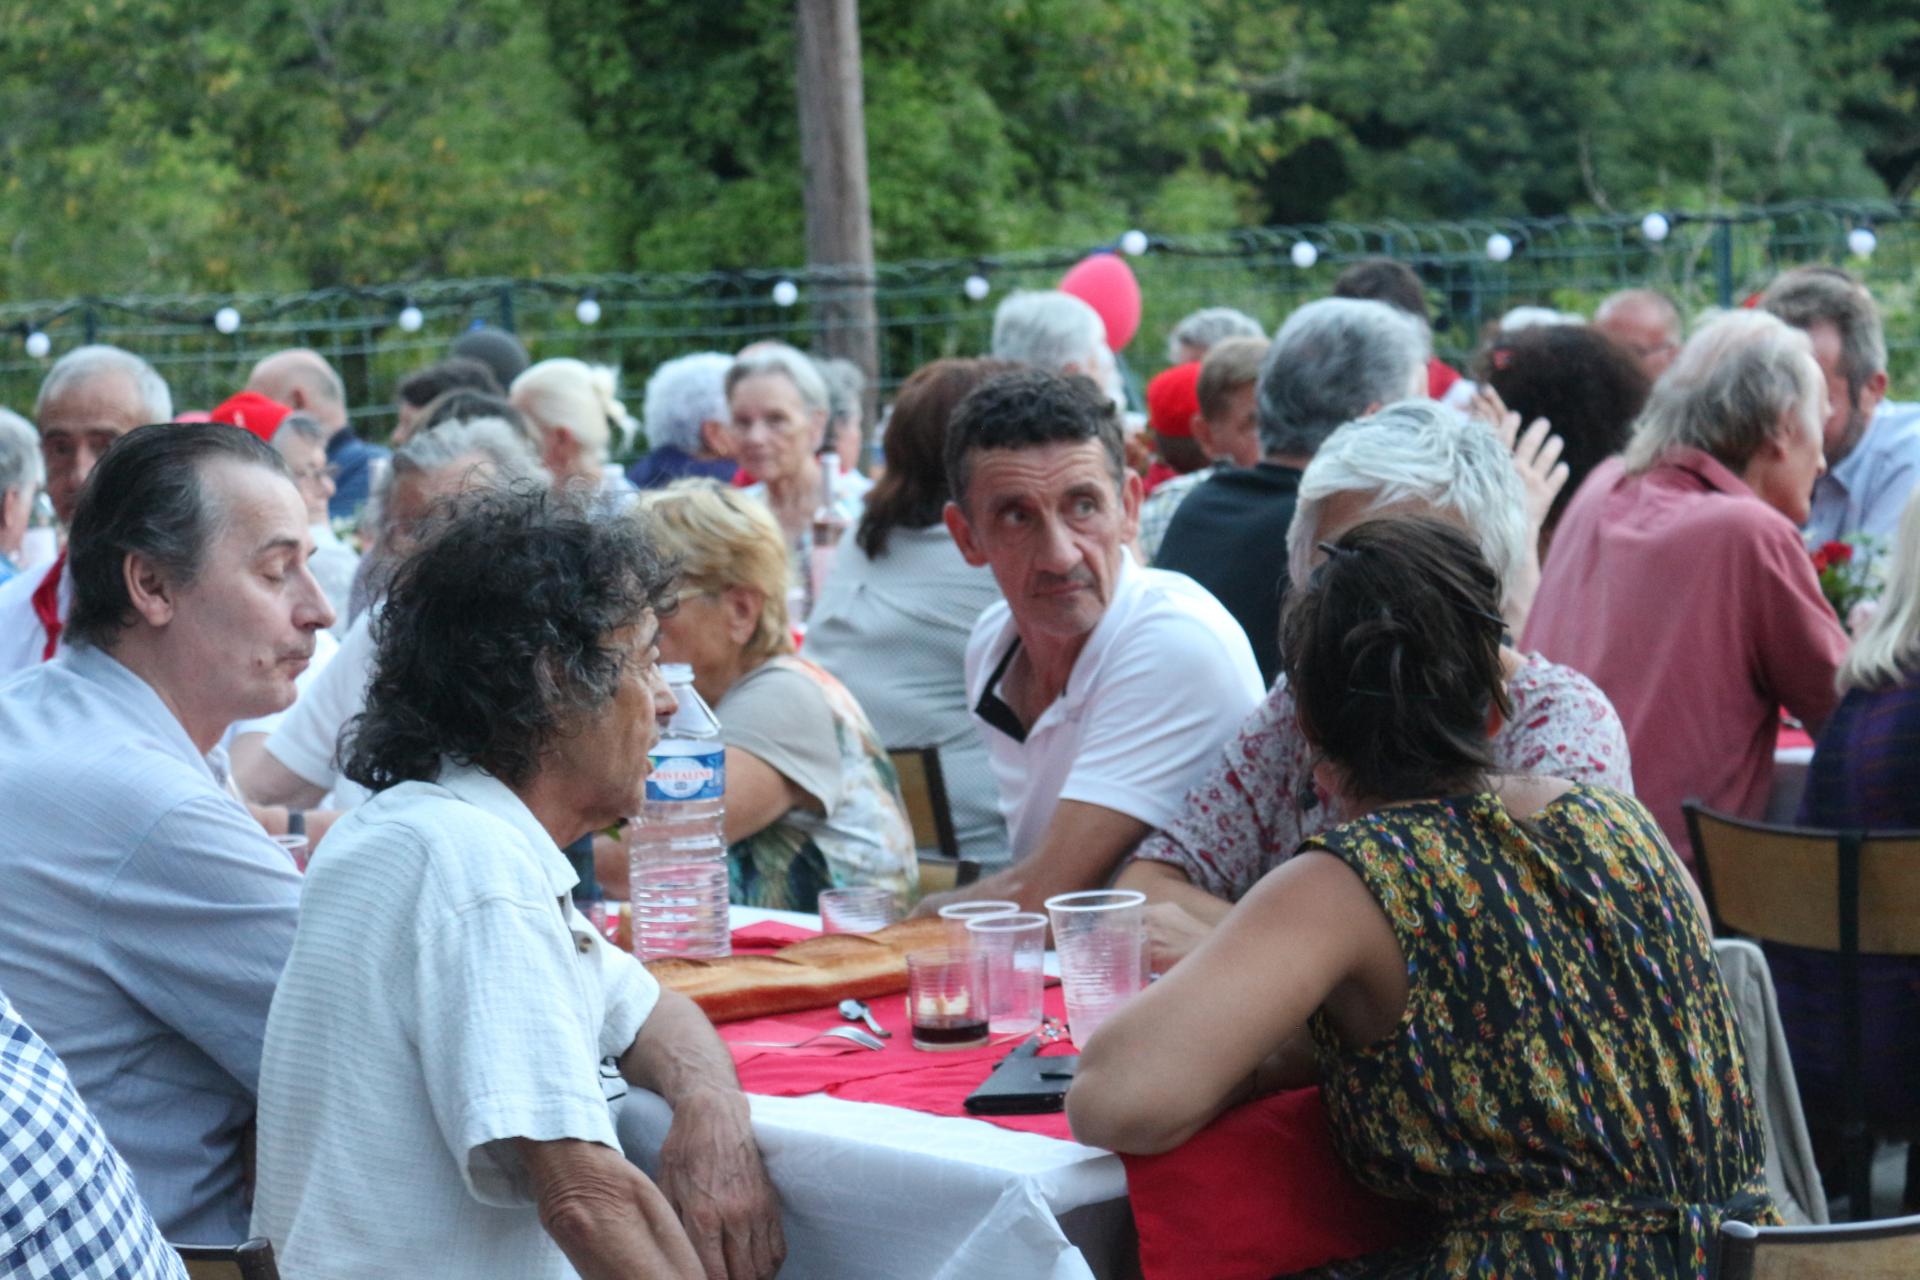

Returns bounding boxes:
[628,664,732,959]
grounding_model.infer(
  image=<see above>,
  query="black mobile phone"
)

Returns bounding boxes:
[963,1037,1078,1115]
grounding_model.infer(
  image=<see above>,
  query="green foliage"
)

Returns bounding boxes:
[542,0,1301,269]
[0,0,609,296]
[1,0,1916,302]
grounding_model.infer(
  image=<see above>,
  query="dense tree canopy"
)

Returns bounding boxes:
[0,0,1912,298]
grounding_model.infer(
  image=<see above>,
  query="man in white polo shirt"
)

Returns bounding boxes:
[252,488,782,1280]
[925,367,1263,914]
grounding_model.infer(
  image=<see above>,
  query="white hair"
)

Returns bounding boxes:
[34,345,172,424]
[509,358,636,464]
[991,291,1108,375]
[1167,307,1266,361]
[1286,399,1530,611]
[642,353,733,453]
[1259,299,1429,458]
[0,408,44,498]
[270,412,328,449]
[725,344,830,416]
[387,416,551,492]
[1624,310,1822,473]
[1840,486,1920,693]
[1499,305,1583,332]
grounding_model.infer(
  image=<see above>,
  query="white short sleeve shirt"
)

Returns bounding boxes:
[263,607,376,806]
[252,764,661,1279]
[964,551,1264,860]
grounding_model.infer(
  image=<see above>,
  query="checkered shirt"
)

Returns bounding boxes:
[1137,465,1217,564]
[1,994,185,1280]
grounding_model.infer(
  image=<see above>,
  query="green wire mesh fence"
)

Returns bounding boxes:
[1,199,1915,441]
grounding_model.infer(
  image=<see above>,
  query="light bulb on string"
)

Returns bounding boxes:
[1848,227,1877,258]
[575,294,602,325]
[1289,241,1318,269]
[771,280,799,308]
[23,330,50,360]
[397,303,424,333]
[1119,229,1149,257]
[1485,233,1514,263]
[213,306,242,335]
[963,274,991,301]
[1640,212,1670,243]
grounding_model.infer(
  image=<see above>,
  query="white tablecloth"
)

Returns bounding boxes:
[618,908,1136,1280]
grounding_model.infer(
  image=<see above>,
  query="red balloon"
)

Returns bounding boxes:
[1059,253,1142,352]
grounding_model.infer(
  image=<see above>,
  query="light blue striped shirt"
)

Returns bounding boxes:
[0,645,301,1243]
[1806,399,1920,545]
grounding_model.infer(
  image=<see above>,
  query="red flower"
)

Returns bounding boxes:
[1819,540,1853,565]
[1812,548,1832,573]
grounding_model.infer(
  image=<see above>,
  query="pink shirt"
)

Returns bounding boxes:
[1522,448,1847,858]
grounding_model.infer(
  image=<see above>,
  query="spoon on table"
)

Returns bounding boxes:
[838,998,891,1038]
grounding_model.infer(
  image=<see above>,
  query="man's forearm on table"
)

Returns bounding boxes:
[1114,858,1234,926]
[620,990,745,1103]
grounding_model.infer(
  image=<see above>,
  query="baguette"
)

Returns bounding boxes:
[647,916,949,1023]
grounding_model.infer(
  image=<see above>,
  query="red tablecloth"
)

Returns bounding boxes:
[1122,1088,1421,1280]
[719,983,1076,1140]
[715,923,1412,1276]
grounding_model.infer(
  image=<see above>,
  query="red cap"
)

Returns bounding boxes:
[209,391,292,442]
[1146,362,1202,439]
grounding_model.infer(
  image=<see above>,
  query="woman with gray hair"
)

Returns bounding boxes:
[0,408,46,584]
[726,344,863,562]
[1523,309,1849,856]
[1117,400,1631,969]
[626,352,739,490]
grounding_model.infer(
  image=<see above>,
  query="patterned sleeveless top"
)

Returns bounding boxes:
[1298,785,1772,1279]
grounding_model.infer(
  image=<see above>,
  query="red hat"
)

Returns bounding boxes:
[209,391,292,442]
[1145,361,1202,439]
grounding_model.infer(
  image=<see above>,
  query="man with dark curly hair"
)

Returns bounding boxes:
[924,367,1262,915]
[252,488,784,1280]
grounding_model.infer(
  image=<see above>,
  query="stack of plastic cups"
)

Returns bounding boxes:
[964,911,1048,1037]
[1044,890,1148,1046]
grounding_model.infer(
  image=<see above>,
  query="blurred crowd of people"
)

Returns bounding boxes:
[5,254,1920,1277]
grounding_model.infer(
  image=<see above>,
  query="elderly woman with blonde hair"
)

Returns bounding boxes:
[509,357,638,511]
[634,480,916,911]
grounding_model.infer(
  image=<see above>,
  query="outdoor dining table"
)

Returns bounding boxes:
[615,907,1140,1280]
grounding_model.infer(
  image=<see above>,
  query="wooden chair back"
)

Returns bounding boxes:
[1686,803,1920,1218]
[174,1238,280,1280]
[1718,1213,1920,1279]
[889,745,962,861]
[1686,805,1920,954]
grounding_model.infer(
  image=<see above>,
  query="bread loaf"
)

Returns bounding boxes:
[647,917,949,1023]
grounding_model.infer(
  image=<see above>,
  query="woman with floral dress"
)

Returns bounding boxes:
[1069,516,1771,1278]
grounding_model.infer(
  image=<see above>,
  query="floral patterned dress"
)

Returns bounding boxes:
[1296,785,1772,1279]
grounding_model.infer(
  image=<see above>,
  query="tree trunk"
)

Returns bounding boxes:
[794,0,879,417]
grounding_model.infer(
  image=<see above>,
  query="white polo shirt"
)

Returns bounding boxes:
[263,607,376,807]
[252,764,661,1279]
[964,551,1263,861]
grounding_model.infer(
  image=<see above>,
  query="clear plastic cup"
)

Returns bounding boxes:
[904,948,989,1051]
[965,911,1047,1037]
[1045,890,1147,1046]
[273,834,311,872]
[818,886,898,934]
[937,899,1019,947]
